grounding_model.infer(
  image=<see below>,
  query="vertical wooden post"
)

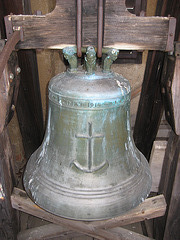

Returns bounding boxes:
[133,50,164,160]
[163,141,180,240]
[155,131,179,239]
[16,50,44,158]
[0,33,19,240]
[0,130,18,239]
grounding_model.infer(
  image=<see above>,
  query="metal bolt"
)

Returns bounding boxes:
[13,26,21,31]
[168,51,174,56]
[11,105,15,111]
[9,73,14,81]
[16,66,21,74]
[11,104,16,111]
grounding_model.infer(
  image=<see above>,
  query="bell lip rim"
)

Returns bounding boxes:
[25,189,151,221]
[24,167,152,221]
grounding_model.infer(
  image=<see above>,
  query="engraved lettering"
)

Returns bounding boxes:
[49,91,127,109]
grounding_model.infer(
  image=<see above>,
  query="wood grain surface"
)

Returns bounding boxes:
[7,0,175,51]
[12,188,166,240]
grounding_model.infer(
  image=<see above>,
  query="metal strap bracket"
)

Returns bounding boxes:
[165,17,176,52]
[77,0,104,58]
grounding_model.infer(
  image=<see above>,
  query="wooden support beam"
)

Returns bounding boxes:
[0,30,21,80]
[163,138,180,240]
[17,224,81,240]
[6,0,175,51]
[0,130,18,239]
[11,188,166,239]
[0,40,21,133]
[17,223,154,240]
[16,49,44,159]
[149,140,167,193]
[155,131,180,239]
[133,50,165,160]
[133,0,179,160]
[171,51,180,135]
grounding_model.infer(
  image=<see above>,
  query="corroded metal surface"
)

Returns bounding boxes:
[24,47,152,220]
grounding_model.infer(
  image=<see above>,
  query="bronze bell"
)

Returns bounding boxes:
[23,46,152,220]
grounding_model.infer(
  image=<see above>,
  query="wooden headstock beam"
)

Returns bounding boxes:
[6,0,176,51]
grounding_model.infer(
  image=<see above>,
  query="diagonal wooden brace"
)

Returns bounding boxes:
[11,188,166,240]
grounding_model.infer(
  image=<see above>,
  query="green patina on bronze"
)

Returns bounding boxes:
[85,46,96,74]
[63,46,119,73]
[103,49,119,72]
[63,46,77,70]
[24,45,152,221]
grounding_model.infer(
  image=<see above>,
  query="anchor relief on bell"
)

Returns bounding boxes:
[72,122,108,173]
[23,46,152,221]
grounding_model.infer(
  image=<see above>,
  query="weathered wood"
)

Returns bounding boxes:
[115,50,143,64]
[161,53,176,132]
[149,141,167,192]
[0,40,10,133]
[17,223,154,240]
[0,30,21,80]
[11,188,166,236]
[155,131,180,239]
[133,0,179,161]
[163,139,180,240]
[12,188,165,240]
[133,50,165,160]
[158,131,179,207]
[0,40,20,134]
[171,54,180,135]
[87,196,166,230]
[6,0,175,51]
[109,227,153,240]
[156,0,180,41]
[17,224,80,240]
[104,16,174,51]
[16,50,44,159]
[0,0,44,159]
[161,49,180,136]
[0,129,18,240]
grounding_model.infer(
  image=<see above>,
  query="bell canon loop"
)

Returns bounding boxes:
[23,46,152,221]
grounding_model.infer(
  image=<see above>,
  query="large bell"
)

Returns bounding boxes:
[23,46,152,220]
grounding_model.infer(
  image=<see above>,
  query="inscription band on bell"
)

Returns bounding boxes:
[49,91,130,110]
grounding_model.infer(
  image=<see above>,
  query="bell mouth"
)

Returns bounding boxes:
[24,151,151,221]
